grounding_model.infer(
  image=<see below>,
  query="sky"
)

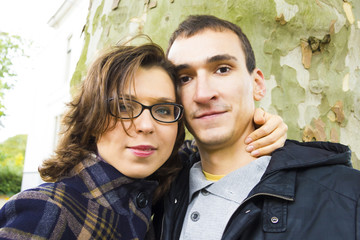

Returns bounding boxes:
[0,0,63,143]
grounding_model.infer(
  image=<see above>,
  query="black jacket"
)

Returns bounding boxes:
[153,140,360,240]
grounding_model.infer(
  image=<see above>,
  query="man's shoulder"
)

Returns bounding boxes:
[270,140,352,171]
[297,159,360,201]
[270,140,360,199]
[283,139,351,154]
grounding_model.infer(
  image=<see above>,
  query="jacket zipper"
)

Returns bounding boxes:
[222,192,294,238]
[241,192,294,204]
[160,214,165,240]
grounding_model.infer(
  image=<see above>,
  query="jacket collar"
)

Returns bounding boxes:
[247,140,351,201]
[63,153,158,213]
[265,140,351,175]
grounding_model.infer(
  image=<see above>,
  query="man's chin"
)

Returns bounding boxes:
[194,132,230,147]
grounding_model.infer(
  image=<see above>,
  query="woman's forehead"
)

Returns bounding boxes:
[124,66,176,103]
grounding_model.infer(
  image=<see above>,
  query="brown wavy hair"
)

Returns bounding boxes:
[39,42,185,202]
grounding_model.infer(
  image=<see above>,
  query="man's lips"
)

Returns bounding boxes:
[194,110,227,119]
[191,105,231,119]
[128,145,157,157]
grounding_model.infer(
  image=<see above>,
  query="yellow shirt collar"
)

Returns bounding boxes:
[202,170,225,181]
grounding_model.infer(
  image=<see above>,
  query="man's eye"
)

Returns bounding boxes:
[216,66,231,74]
[179,76,192,84]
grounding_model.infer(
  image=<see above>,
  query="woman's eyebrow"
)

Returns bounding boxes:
[152,97,177,103]
[121,94,133,99]
[122,95,176,103]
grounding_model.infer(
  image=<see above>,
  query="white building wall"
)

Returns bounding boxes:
[21,0,89,190]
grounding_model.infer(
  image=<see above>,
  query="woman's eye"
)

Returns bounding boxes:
[119,104,127,112]
[155,107,171,116]
[216,66,231,74]
[119,103,134,112]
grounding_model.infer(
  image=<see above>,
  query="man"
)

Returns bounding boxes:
[153,15,360,239]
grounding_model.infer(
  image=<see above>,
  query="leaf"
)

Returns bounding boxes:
[0,32,25,120]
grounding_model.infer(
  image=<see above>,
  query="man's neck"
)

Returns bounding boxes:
[197,133,257,176]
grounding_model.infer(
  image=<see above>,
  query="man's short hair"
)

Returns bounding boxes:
[167,15,256,73]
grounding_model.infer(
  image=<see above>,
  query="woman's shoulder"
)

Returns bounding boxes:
[0,184,66,238]
[1,181,82,219]
[1,183,66,217]
[179,140,197,158]
[179,140,200,167]
[7,183,55,202]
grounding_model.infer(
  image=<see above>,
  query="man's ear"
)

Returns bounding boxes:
[252,68,266,101]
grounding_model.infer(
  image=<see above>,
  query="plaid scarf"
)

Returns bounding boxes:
[0,154,158,239]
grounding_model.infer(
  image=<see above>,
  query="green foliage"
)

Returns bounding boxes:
[0,134,27,195]
[0,32,25,119]
[0,166,22,195]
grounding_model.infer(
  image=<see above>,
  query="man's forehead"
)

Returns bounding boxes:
[167,29,244,66]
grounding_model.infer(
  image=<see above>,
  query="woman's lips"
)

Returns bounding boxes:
[129,145,156,157]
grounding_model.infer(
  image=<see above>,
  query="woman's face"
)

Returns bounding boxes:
[97,66,179,178]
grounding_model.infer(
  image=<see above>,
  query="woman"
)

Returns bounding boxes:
[0,43,185,240]
[0,42,286,239]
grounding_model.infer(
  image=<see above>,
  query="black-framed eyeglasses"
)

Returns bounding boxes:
[108,98,184,123]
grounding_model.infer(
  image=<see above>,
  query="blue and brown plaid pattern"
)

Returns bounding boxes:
[0,154,158,239]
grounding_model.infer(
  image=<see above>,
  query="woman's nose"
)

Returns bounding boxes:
[134,109,155,134]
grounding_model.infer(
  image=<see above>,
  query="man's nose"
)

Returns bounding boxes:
[193,73,218,104]
[134,109,155,134]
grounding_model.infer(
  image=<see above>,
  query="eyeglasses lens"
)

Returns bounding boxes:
[109,99,181,123]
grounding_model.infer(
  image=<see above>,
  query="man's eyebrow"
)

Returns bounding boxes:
[207,54,237,63]
[175,64,190,72]
[174,54,238,72]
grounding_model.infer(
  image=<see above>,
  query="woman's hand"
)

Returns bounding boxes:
[245,108,288,157]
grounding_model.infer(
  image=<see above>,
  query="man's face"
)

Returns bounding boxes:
[167,29,265,151]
